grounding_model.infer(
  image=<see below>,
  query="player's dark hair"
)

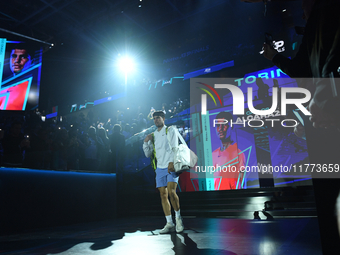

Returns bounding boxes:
[153,111,165,119]
[216,111,233,121]
[10,43,36,58]
[113,124,122,133]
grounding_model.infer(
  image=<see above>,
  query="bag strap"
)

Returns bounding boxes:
[166,126,188,150]
[152,127,169,147]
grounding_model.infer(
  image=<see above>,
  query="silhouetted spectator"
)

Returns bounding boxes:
[137,113,147,133]
[67,127,80,170]
[83,126,104,172]
[25,126,51,169]
[109,124,125,173]
[52,128,69,170]
[147,107,155,123]
[122,123,132,139]
[1,122,29,167]
[98,127,110,173]
[161,103,167,114]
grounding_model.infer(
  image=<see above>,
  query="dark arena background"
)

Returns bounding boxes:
[0,0,338,254]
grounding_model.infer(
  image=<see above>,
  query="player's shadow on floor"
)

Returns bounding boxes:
[171,232,237,255]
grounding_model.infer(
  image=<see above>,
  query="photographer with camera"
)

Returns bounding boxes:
[242,0,340,252]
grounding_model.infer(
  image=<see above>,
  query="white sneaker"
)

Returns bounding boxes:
[176,217,184,233]
[159,222,175,234]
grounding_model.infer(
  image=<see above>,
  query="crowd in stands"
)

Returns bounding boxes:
[0,97,189,173]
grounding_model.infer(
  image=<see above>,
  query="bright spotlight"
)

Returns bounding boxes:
[118,56,135,85]
[119,57,134,73]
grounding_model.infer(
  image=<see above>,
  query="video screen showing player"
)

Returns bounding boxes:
[0,40,42,111]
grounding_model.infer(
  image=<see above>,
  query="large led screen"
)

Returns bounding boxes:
[186,72,312,191]
[0,39,42,111]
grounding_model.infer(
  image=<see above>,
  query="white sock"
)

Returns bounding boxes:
[175,209,181,218]
[165,215,173,224]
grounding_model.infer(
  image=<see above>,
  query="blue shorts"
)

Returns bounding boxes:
[155,167,179,188]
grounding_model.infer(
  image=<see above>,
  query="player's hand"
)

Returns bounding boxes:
[144,134,153,143]
[309,98,340,129]
[168,162,175,173]
[263,43,278,60]
[294,123,306,139]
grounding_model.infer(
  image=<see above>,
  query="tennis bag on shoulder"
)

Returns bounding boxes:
[166,126,198,173]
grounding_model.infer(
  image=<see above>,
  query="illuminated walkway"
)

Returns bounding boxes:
[0,216,322,255]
